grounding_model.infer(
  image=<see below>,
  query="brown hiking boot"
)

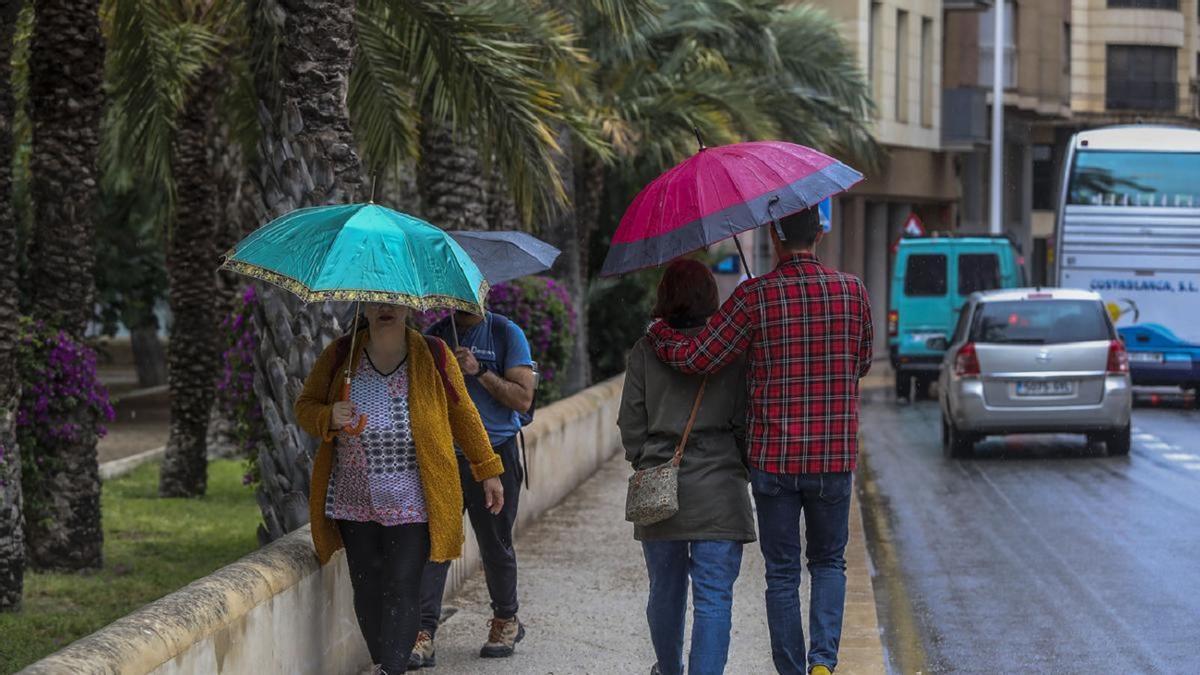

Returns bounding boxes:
[480,616,525,658]
[407,630,435,670]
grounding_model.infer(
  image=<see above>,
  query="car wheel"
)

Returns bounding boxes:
[1104,425,1132,456]
[942,415,974,459]
[894,372,910,401]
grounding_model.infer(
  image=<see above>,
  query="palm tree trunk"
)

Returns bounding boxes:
[0,0,26,611]
[246,0,365,543]
[129,318,167,388]
[208,115,261,460]
[25,0,103,336]
[484,164,522,233]
[575,150,606,280]
[22,0,105,571]
[540,128,590,395]
[158,68,223,498]
[417,119,488,230]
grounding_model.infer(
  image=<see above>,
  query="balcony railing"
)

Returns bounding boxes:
[942,87,989,149]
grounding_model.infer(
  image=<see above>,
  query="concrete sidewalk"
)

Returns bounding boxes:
[428,454,886,674]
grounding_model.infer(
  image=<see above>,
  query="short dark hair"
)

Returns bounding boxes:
[776,206,823,249]
[652,259,719,324]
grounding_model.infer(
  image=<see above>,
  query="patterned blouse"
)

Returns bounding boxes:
[325,354,428,525]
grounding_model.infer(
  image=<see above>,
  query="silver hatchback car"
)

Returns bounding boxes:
[938,288,1133,458]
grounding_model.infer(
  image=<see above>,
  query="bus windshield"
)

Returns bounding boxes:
[1067,150,1200,208]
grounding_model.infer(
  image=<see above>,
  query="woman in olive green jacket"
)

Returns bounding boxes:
[618,259,753,675]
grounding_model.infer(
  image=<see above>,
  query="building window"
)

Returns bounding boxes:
[870,2,882,117]
[979,0,1017,89]
[920,17,934,127]
[896,10,910,122]
[1032,144,1055,210]
[1106,45,1177,111]
[1106,0,1179,9]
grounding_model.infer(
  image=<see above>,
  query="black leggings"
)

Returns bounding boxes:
[338,520,431,671]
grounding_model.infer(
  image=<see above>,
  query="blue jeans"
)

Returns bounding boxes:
[750,469,853,675]
[642,540,744,675]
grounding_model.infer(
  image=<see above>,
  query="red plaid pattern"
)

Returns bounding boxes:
[647,252,873,474]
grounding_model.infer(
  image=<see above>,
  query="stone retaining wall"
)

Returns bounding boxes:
[22,376,625,675]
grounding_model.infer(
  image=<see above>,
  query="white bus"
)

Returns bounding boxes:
[1055,125,1200,394]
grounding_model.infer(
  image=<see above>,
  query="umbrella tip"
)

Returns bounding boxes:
[693,127,706,152]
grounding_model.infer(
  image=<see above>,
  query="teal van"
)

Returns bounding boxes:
[888,236,1023,399]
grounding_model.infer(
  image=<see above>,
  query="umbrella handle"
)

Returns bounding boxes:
[340,380,368,435]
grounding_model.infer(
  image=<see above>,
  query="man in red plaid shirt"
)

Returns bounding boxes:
[646,206,872,675]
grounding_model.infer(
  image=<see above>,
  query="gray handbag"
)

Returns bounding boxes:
[625,376,708,526]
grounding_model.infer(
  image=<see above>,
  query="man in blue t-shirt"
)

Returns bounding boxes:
[413,310,536,667]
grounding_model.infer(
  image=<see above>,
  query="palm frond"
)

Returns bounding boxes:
[351,8,421,178]
[101,0,222,200]
[364,0,577,221]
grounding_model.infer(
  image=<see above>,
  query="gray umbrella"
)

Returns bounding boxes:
[448,231,561,285]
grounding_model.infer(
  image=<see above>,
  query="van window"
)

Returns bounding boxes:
[958,253,1001,294]
[971,300,1112,344]
[904,254,947,296]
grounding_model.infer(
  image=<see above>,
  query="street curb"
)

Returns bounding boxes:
[98,445,165,481]
[109,384,169,405]
[844,482,890,674]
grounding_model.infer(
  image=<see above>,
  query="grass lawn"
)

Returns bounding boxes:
[0,459,260,672]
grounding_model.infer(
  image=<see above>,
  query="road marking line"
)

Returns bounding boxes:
[1162,453,1200,461]
[1182,463,1200,471]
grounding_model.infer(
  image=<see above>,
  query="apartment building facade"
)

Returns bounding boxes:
[790,0,958,358]
[945,0,1200,283]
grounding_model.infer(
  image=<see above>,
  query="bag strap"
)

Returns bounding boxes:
[671,376,708,467]
[423,335,460,405]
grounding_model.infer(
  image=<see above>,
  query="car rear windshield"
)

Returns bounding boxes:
[958,253,1001,295]
[904,254,947,296]
[970,300,1112,345]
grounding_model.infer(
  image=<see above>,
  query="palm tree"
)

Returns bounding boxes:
[101,0,581,522]
[21,0,106,572]
[156,66,226,497]
[573,0,881,292]
[0,0,27,611]
[242,0,599,541]
[102,0,229,497]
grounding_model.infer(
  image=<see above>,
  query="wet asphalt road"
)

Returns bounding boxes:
[859,386,1200,674]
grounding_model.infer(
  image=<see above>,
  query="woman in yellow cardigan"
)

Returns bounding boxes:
[295,302,504,675]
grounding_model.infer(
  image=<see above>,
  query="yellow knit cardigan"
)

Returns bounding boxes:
[295,328,503,564]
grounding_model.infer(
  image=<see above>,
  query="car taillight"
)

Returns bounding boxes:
[888,310,898,337]
[1107,339,1129,374]
[954,342,980,377]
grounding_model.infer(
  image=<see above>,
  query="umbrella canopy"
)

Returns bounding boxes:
[448,231,561,285]
[600,141,863,277]
[221,203,489,314]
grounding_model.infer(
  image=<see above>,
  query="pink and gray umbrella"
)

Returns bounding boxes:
[599,140,863,277]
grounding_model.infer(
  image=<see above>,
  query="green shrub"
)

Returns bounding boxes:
[587,272,660,381]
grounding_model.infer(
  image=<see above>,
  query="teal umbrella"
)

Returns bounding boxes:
[221,203,488,314]
[221,203,489,435]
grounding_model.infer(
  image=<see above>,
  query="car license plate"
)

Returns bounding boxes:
[1015,380,1075,396]
[1128,352,1164,364]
